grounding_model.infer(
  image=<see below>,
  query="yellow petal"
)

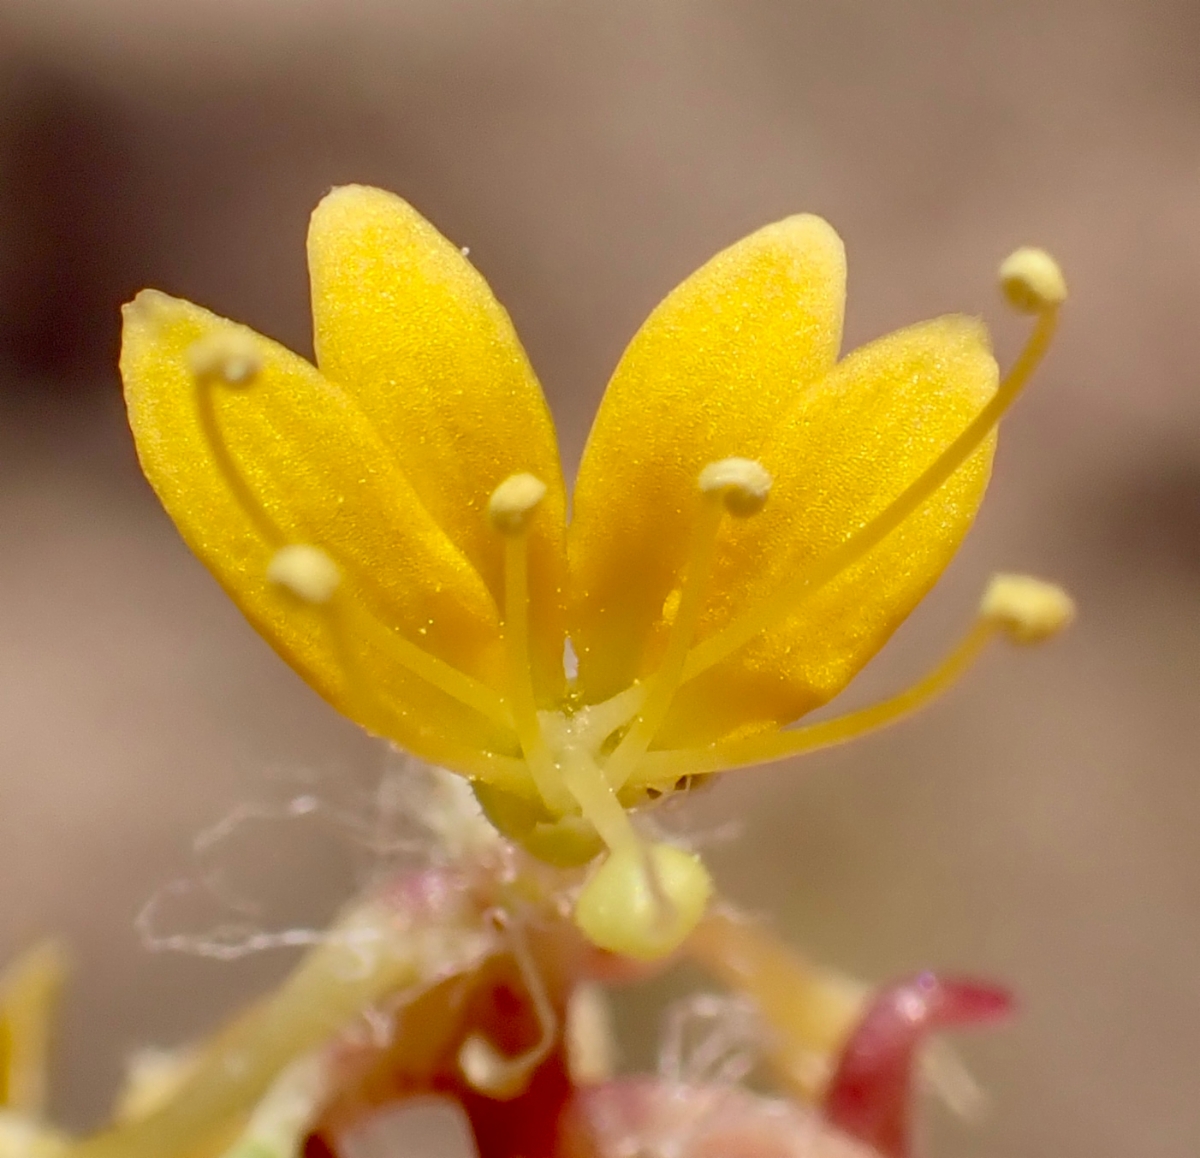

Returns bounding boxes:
[307,185,567,701]
[0,941,67,1116]
[660,317,999,747]
[121,291,515,768]
[569,215,846,704]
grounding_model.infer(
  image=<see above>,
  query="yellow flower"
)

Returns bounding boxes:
[119,186,1070,959]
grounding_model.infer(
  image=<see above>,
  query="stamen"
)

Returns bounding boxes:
[629,571,1074,787]
[698,456,773,516]
[637,620,996,784]
[487,472,548,535]
[489,474,572,814]
[267,565,522,785]
[193,339,514,743]
[980,573,1075,643]
[267,544,341,604]
[192,343,278,546]
[267,542,516,739]
[265,542,515,740]
[603,458,772,792]
[998,247,1067,313]
[270,577,516,754]
[680,251,1066,685]
[186,331,263,386]
[458,914,557,1100]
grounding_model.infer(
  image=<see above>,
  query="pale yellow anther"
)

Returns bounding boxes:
[573,841,713,961]
[458,1035,533,1100]
[981,573,1075,644]
[267,544,341,605]
[487,473,548,535]
[998,247,1067,313]
[186,331,263,386]
[698,456,773,517]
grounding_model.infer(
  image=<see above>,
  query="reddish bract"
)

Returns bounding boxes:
[822,973,1013,1158]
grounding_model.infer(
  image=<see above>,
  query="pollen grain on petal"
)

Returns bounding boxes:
[998,247,1067,313]
[267,544,341,605]
[980,573,1075,643]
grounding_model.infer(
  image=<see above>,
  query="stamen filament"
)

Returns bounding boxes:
[500,532,570,811]
[347,604,514,734]
[323,597,527,791]
[603,495,725,791]
[631,618,999,786]
[196,379,279,545]
[681,306,1060,685]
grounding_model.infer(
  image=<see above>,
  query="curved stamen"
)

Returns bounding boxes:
[458,914,557,1100]
[680,250,1066,687]
[192,341,514,738]
[193,340,277,545]
[335,611,523,785]
[629,573,1073,787]
[640,623,994,784]
[603,458,772,792]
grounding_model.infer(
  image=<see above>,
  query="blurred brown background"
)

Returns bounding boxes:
[1,1,1198,1155]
